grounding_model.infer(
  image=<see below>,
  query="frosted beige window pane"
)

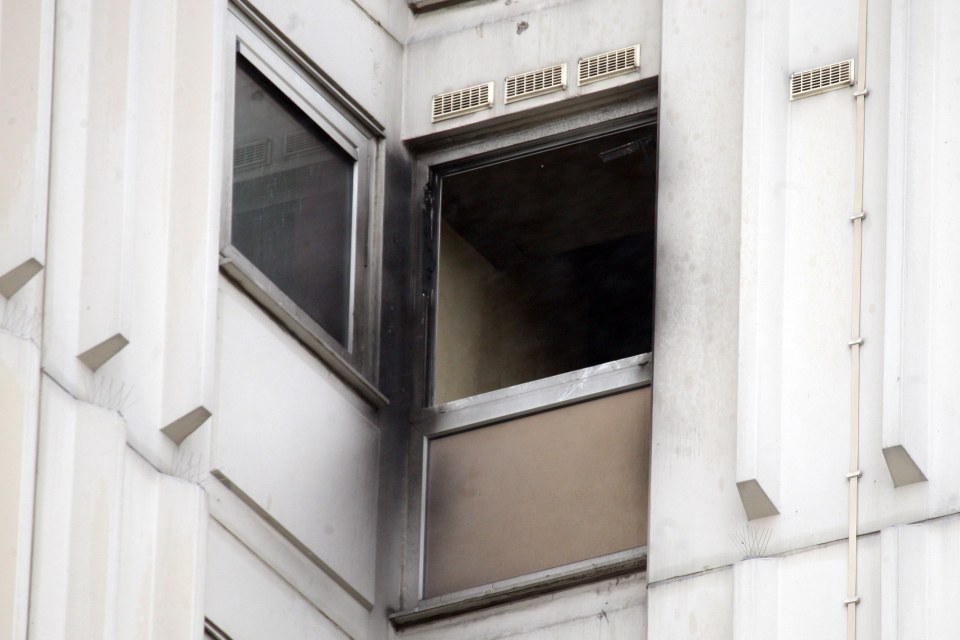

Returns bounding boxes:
[423,388,650,598]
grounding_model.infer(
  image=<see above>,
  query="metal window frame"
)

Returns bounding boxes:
[222,6,386,407]
[399,97,658,622]
[416,353,652,437]
[420,113,658,410]
[400,356,652,625]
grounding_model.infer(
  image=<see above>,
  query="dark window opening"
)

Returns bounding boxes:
[432,124,657,404]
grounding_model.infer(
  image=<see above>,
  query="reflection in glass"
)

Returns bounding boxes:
[231,56,354,347]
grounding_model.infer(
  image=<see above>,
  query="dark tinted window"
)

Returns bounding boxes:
[231,56,354,346]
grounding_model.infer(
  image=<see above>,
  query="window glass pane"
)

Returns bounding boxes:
[423,388,651,597]
[232,56,354,346]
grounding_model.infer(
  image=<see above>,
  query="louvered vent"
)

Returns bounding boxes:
[284,130,323,156]
[790,59,855,100]
[431,82,494,123]
[577,45,641,86]
[505,64,567,104]
[234,139,270,171]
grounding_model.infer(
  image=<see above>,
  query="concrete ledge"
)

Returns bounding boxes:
[0,259,43,299]
[390,548,646,629]
[77,333,129,371]
[882,445,927,488]
[736,479,780,520]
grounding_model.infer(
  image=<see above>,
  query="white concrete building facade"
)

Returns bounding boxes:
[1,0,959,638]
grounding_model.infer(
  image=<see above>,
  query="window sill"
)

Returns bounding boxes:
[389,547,647,629]
[220,253,388,409]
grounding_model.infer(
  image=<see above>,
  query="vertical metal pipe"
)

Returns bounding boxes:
[847,0,869,638]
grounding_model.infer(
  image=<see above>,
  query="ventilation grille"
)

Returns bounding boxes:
[284,130,324,156]
[505,64,567,104]
[233,139,270,171]
[578,45,640,86]
[790,59,855,100]
[431,82,495,122]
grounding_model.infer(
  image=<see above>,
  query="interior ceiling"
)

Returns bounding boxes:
[440,124,657,270]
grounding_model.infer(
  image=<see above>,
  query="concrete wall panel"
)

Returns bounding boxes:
[204,477,372,640]
[648,568,733,640]
[159,0,224,443]
[29,380,207,639]
[402,0,659,139]
[214,281,381,605]
[735,0,860,538]
[648,0,746,582]
[40,0,222,468]
[879,0,960,496]
[0,332,41,640]
[246,0,405,133]
[880,517,960,640]
[206,520,350,640]
[29,380,127,640]
[116,452,208,639]
[43,0,135,382]
[0,0,53,293]
[732,537,882,640]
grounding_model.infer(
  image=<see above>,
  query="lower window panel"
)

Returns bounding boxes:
[423,387,651,598]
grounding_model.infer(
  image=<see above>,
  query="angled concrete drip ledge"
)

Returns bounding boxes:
[77,332,130,371]
[0,259,44,299]
[735,480,779,521]
[881,445,926,488]
[161,406,212,445]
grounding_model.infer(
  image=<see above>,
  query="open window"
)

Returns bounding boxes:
[430,124,656,405]
[397,118,657,624]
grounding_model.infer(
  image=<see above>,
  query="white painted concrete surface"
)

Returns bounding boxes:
[0,0,52,286]
[0,331,40,640]
[648,568,733,640]
[881,517,960,639]
[649,0,746,583]
[207,521,351,640]
[6,0,960,638]
[214,281,381,605]
[403,0,660,139]
[28,380,206,639]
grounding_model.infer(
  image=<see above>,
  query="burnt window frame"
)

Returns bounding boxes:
[397,105,658,625]
[221,6,386,406]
